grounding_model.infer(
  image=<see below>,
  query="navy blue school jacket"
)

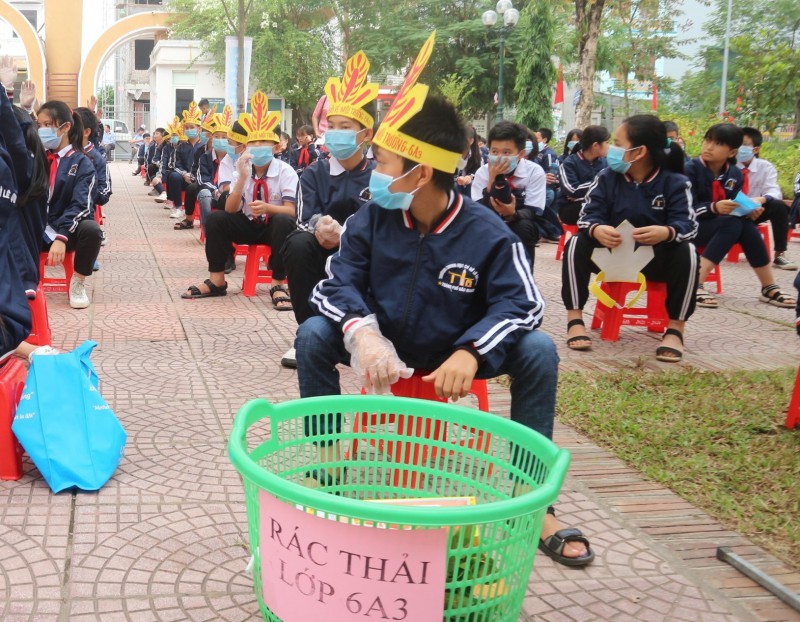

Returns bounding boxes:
[578,167,697,243]
[557,151,607,211]
[172,141,200,178]
[534,145,559,175]
[295,156,374,229]
[289,143,320,175]
[84,143,112,207]
[684,157,744,220]
[45,146,95,243]
[196,151,221,192]
[310,192,545,372]
[159,143,176,178]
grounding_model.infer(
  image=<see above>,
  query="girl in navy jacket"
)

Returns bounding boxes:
[37,101,102,309]
[685,123,794,309]
[562,115,698,362]
[557,125,609,225]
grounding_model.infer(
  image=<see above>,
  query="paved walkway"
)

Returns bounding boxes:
[1,162,799,622]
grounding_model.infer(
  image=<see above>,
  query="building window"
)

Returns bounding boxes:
[175,89,194,116]
[12,10,37,37]
[134,40,155,71]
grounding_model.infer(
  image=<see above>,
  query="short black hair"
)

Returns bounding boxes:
[741,127,763,148]
[230,120,248,140]
[154,127,166,136]
[488,121,526,151]
[142,133,151,139]
[703,123,743,150]
[297,124,314,136]
[579,125,610,151]
[396,95,466,193]
[73,107,98,143]
[663,120,679,135]
[538,127,553,143]
[198,98,210,107]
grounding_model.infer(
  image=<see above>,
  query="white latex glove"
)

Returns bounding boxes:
[0,56,17,88]
[314,215,342,249]
[20,80,36,109]
[344,315,413,395]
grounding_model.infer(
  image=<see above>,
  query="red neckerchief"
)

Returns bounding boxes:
[213,159,219,186]
[47,152,59,200]
[742,167,750,195]
[298,145,310,167]
[252,177,268,222]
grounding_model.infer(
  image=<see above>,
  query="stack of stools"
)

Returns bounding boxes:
[39,252,75,293]
[0,357,27,480]
[591,280,669,342]
[242,245,273,297]
[352,374,492,488]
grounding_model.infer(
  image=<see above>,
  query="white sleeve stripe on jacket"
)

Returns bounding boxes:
[69,176,95,233]
[576,177,601,229]
[475,313,537,355]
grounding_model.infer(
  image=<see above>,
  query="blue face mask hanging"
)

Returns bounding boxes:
[368,165,421,211]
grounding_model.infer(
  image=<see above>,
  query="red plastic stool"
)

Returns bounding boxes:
[555,224,578,261]
[242,245,273,297]
[27,286,52,347]
[233,244,249,257]
[140,165,146,178]
[786,366,800,429]
[39,252,75,293]
[726,223,771,263]
[591,281,669,342]
[94,204,104,225]
[0,357,28,480]
[352,375,491,488]
[697,247,723,294]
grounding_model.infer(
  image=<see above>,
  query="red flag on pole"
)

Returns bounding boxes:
[651,79,658,111]
[554,64,564,105]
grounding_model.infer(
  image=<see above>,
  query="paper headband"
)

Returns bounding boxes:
[324,51,379,128]
[373,31,460,173]
[238,91,280,142]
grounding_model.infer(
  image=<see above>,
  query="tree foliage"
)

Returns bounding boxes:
[514,0,556,129]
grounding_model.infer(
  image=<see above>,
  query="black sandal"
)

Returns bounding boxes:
[759,284,796,308]
[270,285,293,311]
[181,278,228,299]
[695,287,718,308]
[566,318,592,351]
[656,328,684,363]
[173,219,193,230]
[538,507,595,567]
[305,467,347,495]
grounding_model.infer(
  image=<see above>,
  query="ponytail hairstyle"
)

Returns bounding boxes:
[74,107,98,146]
[624,114,685,174]
[703,123,743,166]
[579,125,611,154]
[563,128,583,156]
[12,105,49,207]
[38,100,84,153]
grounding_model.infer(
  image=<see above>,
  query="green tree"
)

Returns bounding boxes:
[514,0,556,129]
[437,73,476,109]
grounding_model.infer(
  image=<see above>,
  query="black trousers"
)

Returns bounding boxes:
[561,232,698,322]
[507,210,539,272]
[204,210,294,279]
[280,229,337,325]
[696,215,770,267]
[558,200,582,226]
[146,163,159,182]
[754,198,789,252]
[166,171,189,207]
[42,219,103,277]
[184,182,201,216]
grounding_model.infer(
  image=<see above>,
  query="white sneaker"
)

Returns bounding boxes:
[69,276,90,309]
[154,192,167,203]
[27,345,60,363]
[100,230,107,246]
[773,253,798,271]
[281,347,297,369]
[169,207,184,219]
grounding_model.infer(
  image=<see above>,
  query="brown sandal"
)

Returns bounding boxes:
[270,285,293,311]
[173,219,193,230]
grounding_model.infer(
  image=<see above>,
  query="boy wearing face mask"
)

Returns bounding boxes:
[181,92,298,306]
[166,102,205,219]
[297,33,594,568]
[738,127,796,270]
[175,108,218,230]
[471,120,546,270]
[154,120,180,204]
[278,51,378,368]
[146,128,165,193]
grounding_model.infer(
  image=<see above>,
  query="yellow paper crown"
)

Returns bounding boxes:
[373,32,460,173]
[324,51,379,128]
[201,104,219,133]
[219,105,234,132]
[182,101,202,126]
[238,91,280,142]
[164,116,182,140]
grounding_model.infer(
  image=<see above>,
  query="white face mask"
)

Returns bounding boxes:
[457,156,468,170]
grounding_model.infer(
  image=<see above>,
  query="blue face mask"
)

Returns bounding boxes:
[368,166,420,211]
[325,129,363,160]
[222,144,241,161]
[606,145,640,174]
[248,146,274,166]
[538,141,547,152]
[199,131,207,141]
[567,140,578,151]
[212,138,229,152]
[185,129,199,140]
[736,146,754,163]
[38,127,62,150]
[488,154,519,175]
[524,140,534,154]
[170,136,180,145]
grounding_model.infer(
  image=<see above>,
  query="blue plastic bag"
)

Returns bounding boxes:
[12,341,127,492]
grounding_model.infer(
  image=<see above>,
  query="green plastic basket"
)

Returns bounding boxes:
[228,395,570,622]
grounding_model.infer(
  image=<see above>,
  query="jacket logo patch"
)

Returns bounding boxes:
[651,195,665,210]
[68,164,79,176]
[438,263,479,293]
[358,187,371,202]
[725,178,736,190]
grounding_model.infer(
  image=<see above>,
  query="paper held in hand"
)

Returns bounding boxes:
[731,191,761,218]
[591,220,654,282]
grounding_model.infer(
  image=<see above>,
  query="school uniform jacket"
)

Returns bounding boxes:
[289,143,320,175]
[310,192,545,372]
[196,151,222,192]
[578,167,697,243]
[159,143,176,178]
[684,158,744,220]
[84,143,112,206]
[558,152,607,211]
[172,141,199,179]
[45,145,95,244]
[296,156,374,230]
[534,145,559,175]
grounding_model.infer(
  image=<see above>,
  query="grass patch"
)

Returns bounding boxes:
[558,367,800,570]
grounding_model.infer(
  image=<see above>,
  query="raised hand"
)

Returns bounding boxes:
[0,55,18,88]
[20,80,36,109]
[88,94,97,111]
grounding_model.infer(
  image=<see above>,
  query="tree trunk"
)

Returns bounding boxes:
[237,0,246,113]
[575,0,606,128]
[623,71,630,118]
